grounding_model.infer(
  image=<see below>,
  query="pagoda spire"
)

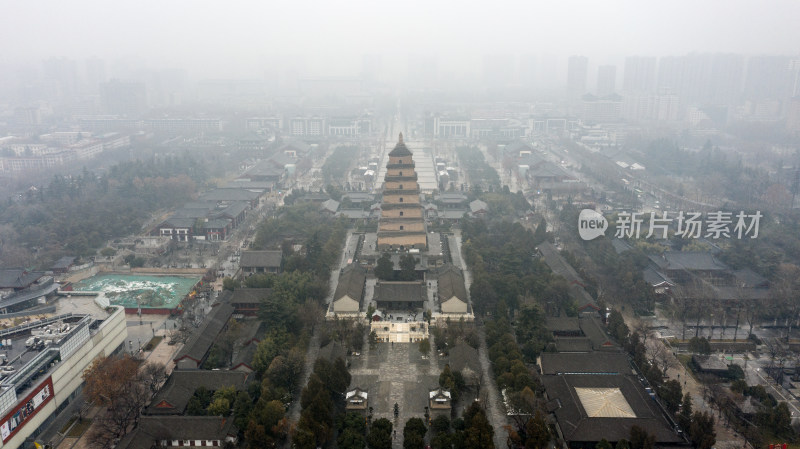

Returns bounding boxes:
[398,133,403,143]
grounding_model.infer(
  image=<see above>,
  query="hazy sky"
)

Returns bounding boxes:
[2,0,799,78]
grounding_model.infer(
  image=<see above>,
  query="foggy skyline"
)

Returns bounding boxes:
[2,0,800,80]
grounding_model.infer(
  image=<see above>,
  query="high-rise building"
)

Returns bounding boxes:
[786,97,800,135]
[377,134,427,251]
[519,54,538,88]
[567,56,588,96]
[623,56,656,93]
[100,80,148,116]
[708,54,744,105]
[84,57,107,94]
[361,54,383,85]
[408,55,439,90]
[483,54,515,87]
[745,55,793,100]
[42,57,78,100]
[596,65,616,96]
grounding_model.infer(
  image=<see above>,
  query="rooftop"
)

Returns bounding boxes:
[146,370,248,415]
[388,133,412,157]
[373,281,426,304]
[174,302,234,365]
[240,250,282,269]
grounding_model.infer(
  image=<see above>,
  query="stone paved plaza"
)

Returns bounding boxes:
[349,338,444,446]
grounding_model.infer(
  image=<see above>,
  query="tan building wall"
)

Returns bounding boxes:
[384,181,419,190]
[377,234,427,249]
[382,194,420,205]
[379,221,425,232]
[381,208,423,218]
[371,321,428,343]
[333,295,360,313]
[441,296,468,314]
[386,168,415,177]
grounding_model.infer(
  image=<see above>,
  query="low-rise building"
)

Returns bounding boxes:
[330,264,367,317]
[345,388,369,413]
[173,303,234,370]
[428,388,452,417]
[240,251,283,276]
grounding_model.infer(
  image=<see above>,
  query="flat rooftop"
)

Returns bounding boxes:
[0,303,111,412]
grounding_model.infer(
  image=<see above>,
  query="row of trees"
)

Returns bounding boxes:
[0,157,203,266]
[293,357,352,448]
[606,310,716,449]
[455,146,501,190]
[462,218,572,316]
[321,145,360,185]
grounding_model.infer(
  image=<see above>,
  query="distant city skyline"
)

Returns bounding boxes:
[1,0,799,80]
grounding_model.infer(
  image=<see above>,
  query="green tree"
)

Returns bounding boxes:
[677,392,692,430]
[658,379,682,415]
[206,397,231,416]
[419,338,431,357]
[596,439,613,449]
[222,277,240,291]
[532,217,548,245]
[629,425,655,449]
[773,401,793,437]
[399,254,417,281]
[607,309,629,342]
[367,418,393,449]
[688,411,715,449]
[464,404,494,449]
[688,336,711,355]
[375,253,394,280]
[524,411,550,449]
[431,415,450,434]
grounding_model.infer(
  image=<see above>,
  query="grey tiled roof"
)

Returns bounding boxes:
[174,303,234,365]
[145,369,247,415]
[240,250,282,269]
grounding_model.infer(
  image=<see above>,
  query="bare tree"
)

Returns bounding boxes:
[83,355,150,447]
[647,341,678,377]
[138,362,168,400]
[773,264,800,341]
[670,285,692,341]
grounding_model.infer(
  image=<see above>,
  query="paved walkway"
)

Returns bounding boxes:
[286,330,321,432]
[645,331,747,448]
[477,327,509,449]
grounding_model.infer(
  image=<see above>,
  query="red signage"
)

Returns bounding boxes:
[0,377,54,443]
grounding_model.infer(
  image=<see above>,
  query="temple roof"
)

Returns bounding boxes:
[389,133,412,157]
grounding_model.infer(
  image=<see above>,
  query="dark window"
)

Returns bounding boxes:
[399,211,404,216]
[400,226,404,230]
[399,171,403,176]
[399,184,403,189]
[399,197,403,202]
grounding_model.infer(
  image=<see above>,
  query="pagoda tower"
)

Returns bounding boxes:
[377,134,428,251]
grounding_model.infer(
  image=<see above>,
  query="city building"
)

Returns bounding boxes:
[330,264,367,317]
[239,251,283,276]
[0,300,126,449]
[622,56,657,94]
[596,65,617,96]
[567,56,589,96]
[540,352,685,449]
[345,388,369,413]
[100,80,148,116]
[432,116,470,138]
[173,303,234,370]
